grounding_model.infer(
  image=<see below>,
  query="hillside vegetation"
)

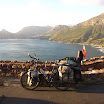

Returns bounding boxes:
[49,13,104,47]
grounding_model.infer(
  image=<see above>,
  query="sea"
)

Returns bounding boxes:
[0,39,104,62]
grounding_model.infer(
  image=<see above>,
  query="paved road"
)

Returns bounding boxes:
[0,82,104,104]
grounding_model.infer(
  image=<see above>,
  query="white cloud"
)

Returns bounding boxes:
[61,0,104,5]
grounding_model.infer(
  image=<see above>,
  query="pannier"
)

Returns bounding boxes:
[58,59,74,82]
[73,67,82,83]
[58,65,73,82]
[27,69,39,85]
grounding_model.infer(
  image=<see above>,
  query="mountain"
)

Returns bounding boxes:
[1,13,104,46]
[0,26,53,39]
[0,29,15,39]
[45,25,69,36]
[16,26,53,38]
[49,13,104,47]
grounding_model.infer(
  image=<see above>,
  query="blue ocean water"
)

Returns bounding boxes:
[0,39,103,61]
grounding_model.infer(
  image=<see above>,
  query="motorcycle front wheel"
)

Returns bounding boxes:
[20,71,40,90]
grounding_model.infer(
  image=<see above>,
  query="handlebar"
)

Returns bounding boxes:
[28,53,39,61]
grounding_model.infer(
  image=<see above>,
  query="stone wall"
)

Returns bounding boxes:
[0,60,56,77]
[81,58,104,71]
[0,58,104,86]
[0,57,104,78]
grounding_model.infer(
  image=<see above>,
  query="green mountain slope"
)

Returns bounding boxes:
[45,25,69,36]
[49,13,104,46]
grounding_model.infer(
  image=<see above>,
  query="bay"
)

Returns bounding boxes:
[0,39,103,62]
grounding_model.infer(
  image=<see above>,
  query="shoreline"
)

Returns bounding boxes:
[0,38,104,52]
[90,44,104,53]
[50,40,104,53]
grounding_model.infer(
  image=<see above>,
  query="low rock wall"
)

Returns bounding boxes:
[81,58,104,71]
[0,58,104,78]
[0,58,104,86]
[0,60,56,77]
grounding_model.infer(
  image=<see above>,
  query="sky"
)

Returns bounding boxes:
[0,0,104,33]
